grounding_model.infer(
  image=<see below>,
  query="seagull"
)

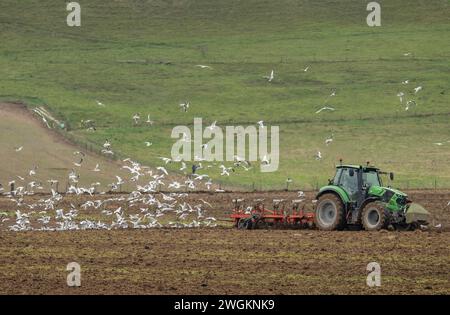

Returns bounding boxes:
[397,92,405,103]
[257,121,265,129]
[15,146,23,152]
[315,106,335,114]
[145,142,153,147]
[403,52,411,56]
[145,114,154,125]
[93,164,101,172]
[207,121,217,131]
[160,157,172,164]
[103,140,111,149]
[179,162,187,171]
[263,70,274,82]
[315,150,322,160]
[95,100,105,107]
[157,166,168,176]
[101,149,114,155]
[414,86,423,94]
[303,66,310,72]
[434,142,444,146]
[220,165,230,176]
[196,65,212,69]
[325,134,334,146]
[29,166,38,177]
[73,151,85,167]
[115,176,124,186]
[261,155,270,165]
[405,100,416,111]
[132,113,141,124]
[179,101,190,112]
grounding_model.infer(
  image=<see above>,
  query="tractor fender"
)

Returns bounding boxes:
[316,186,351,204]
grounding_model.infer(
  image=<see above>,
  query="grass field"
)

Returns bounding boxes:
[1,0,449,189]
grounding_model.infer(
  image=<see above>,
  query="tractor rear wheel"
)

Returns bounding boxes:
[314,193,346,231]
[361,202,387,231]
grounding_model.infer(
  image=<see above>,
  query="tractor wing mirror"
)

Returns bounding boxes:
[390,172,394,181]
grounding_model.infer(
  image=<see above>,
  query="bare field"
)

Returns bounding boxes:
[0,190,449,295]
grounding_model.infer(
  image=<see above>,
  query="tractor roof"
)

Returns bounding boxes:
[337,164,380,171]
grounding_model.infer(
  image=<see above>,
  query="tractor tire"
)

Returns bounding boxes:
[361,202,387,231]
[314,193,346,231]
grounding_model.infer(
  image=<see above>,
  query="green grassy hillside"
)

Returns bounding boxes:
[1,0,449,189]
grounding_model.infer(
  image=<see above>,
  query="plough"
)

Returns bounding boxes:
[231,198,315,229]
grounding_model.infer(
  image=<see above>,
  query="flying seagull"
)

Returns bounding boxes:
[145,114,154,125]
[315,106,335,114]
[325,133,334,146]
[207,121,217,131]
[314,150,322,160]
[196,65,212,69]
[132,113,141,124]
[179,101,190,112]
[405,100,416,111]
[263,70,274,82]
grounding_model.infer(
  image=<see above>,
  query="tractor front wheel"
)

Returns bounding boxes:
[361,202,387,231]
[314,193,346,231]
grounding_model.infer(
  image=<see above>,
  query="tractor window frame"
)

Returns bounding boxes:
[362,169,382,187]
[333,168,343,185]
[338,168,359,196]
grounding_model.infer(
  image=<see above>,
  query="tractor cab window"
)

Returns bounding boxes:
[338,168,359,198]
[332,168,343,185]
[362,170,381,187]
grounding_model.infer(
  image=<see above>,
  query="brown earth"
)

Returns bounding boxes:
[0,190,449,295]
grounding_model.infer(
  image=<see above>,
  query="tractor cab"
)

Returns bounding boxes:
[331,164,385,209]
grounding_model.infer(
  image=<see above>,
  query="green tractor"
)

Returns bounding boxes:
[314,163,430,231]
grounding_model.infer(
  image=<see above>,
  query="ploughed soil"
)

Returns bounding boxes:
[0,190,449,294]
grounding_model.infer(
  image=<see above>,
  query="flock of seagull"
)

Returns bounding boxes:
[0,146,224,231]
